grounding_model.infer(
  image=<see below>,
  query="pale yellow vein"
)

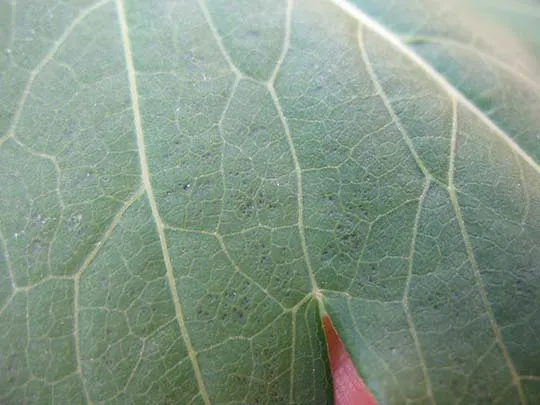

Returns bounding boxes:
[76,186,144,277]
[8,0,16,50]
[73,276,93,405]
[346,298,407,400]
[303,300,318,403]
[197,0,243,77]
[0,0,112,147]
[114,0,210,402]
[520,375,540,381]
[401,35,540,94]
[215,233,287,310]
[72,187,143,405]
[268,0,294,86]
[358,26,432,180]
[266,0,319,295]
[0,293,14,318]
[289,307,297,404]
[163,225,216,237]
[402,178,435,405]
[0,228,15,292]
[10,137,67,277]
[120,339,145,394]
[215,76,241,232]
[448,102,526,404]
[516,153,531,227]
[268,85,319,296]
[329,0,540,175]
[448,98,458,187]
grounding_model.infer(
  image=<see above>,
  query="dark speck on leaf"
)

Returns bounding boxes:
[30,239,42,256]
[245,30,260,38]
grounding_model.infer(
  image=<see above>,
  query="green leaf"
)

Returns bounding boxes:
[1,0,539,404]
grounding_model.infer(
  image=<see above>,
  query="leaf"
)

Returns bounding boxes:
[0,0,539,404]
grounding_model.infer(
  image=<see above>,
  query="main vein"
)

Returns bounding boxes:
[267,0,320,296]
[114,1,210,403]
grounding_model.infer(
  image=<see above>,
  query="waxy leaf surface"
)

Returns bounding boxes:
[1,0,539,403]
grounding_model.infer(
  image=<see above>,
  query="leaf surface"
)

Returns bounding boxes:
[0,0,539,404]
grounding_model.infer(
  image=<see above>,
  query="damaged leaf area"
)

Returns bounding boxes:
[1,0,539,404]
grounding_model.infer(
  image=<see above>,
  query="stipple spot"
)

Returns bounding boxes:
[322,313,378,405]
[31,239,42,256]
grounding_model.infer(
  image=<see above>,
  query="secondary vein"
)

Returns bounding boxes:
[448,103,525,404]
[329,0,540,175]
[267,0,320,298]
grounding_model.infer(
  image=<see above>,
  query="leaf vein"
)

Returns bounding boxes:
[358,25,432,181]
[216,234,287,310]
[216,76,241,232]
[448,105,526,404]
[0,0,112,147]
[197,0,243,78]
[72,187,142,404]
[0,228,15,295]
[268,87,318,294]
[269,0,294,86]
[401,34,540,93]
[402,178,435,404]
[346,298,408,401]
[289,308,297,404]
[329,0,540,175]
[114,0,211,403]
[75,186,144,278]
